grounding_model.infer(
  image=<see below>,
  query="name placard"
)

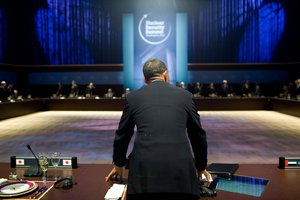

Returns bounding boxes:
[279,157,300,169]
[10,156,78,169]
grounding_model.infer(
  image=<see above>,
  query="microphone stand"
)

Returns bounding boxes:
[24,144,43,177]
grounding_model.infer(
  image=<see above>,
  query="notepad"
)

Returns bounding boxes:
[104,184,126,200]
[207,163,239,178]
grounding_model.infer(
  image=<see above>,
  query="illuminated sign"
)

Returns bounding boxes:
[138,13,172,45]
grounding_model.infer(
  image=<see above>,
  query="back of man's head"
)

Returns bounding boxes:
[143,59,167,80]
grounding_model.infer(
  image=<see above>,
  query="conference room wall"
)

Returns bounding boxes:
[28,71,123,85]
[27,70,290,86]
[188,70,290,84]
[0,71,16,84]
[1,1,299,65]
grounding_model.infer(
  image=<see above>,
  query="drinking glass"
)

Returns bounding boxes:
[51,152,61,180]
[37,153,49,186]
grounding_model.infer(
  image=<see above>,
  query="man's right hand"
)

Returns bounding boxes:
[197,169,213,184]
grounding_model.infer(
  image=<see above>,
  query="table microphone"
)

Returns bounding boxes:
[24,144,43,177]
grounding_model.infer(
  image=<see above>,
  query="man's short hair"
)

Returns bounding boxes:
[143,59,167,79]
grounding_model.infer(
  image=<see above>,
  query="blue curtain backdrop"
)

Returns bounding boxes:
[35,0,122,64]
[0,7,6,62]
[188,0,285,63]
[0,0,299,64]
[0,0,122,64]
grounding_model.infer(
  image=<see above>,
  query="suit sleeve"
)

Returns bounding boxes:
[113,98,135,167]
[186,96,208,171]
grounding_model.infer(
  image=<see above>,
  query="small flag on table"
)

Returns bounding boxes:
[16,159,25,165]
[63,159,72,166]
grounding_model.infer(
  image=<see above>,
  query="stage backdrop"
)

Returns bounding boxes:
[0,0,299,65]
[123,9,188,90]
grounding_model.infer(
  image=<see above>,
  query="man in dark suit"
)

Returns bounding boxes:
[106,59,211,200]
[0,81,8,102]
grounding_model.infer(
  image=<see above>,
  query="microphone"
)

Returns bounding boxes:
[24,144,43,177]
[26,144,39,164]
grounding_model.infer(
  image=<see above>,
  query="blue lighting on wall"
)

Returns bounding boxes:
[28,71,123,85]
[0,8,5,62]
[189,0,286,63]
[176,13,188,84]
[122,14,134,90]
[0,71,16,84]
[0,0,295,65]
[35,0,120,64]
[238,3,285,62]
[189,70,289,84]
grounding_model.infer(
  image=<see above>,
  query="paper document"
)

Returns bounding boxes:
[104,183,126,200]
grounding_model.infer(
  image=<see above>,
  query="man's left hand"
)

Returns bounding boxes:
[105,165,123,186]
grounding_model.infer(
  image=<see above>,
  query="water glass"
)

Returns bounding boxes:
[37,153,49,185]
[51,152,61,180]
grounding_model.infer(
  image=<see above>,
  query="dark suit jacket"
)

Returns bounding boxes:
[113,80,207,197]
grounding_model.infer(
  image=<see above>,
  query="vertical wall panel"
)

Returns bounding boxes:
[176,13,188,84]
[122,14,134,90]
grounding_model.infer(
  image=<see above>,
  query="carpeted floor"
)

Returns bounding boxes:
[0,111,299,164]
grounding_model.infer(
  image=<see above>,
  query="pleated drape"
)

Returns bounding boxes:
[35,0,122,64]
[188,0,285,63]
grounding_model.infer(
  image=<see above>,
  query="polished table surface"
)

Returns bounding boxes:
[1,163,300,200]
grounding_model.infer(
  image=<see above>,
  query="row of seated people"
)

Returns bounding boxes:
[0,81,23,102]
[59,79,300,99]
[2,79,300,101]
[180,79,300,98]
[56,80,246,99]
[278,79,300,99]
[29,78,300,99]
[55,79,260,98]
[179,80,262,97]
[54,80,130,99]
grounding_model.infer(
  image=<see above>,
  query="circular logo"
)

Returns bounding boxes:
[138,13,172,45]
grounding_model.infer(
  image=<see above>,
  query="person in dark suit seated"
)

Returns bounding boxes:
[85,82,95,98]
[241,80,252,97]
[121,88,131,98]
[219,80,233,97]
[106,58,211,200]
[0,81,8,102]
[7,83,14,96]
[291,79,300,100]
[69,80,79,98]
[104,88,115,98]
[180,81,186,89]
[206,82,217,97]
[193,82,203,97]
[279,83,290,98]
[253,82,261,97]
[55,82,63,97]
[295,79,300,94]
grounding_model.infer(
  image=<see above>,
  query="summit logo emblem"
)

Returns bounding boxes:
[138,13,172,45]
